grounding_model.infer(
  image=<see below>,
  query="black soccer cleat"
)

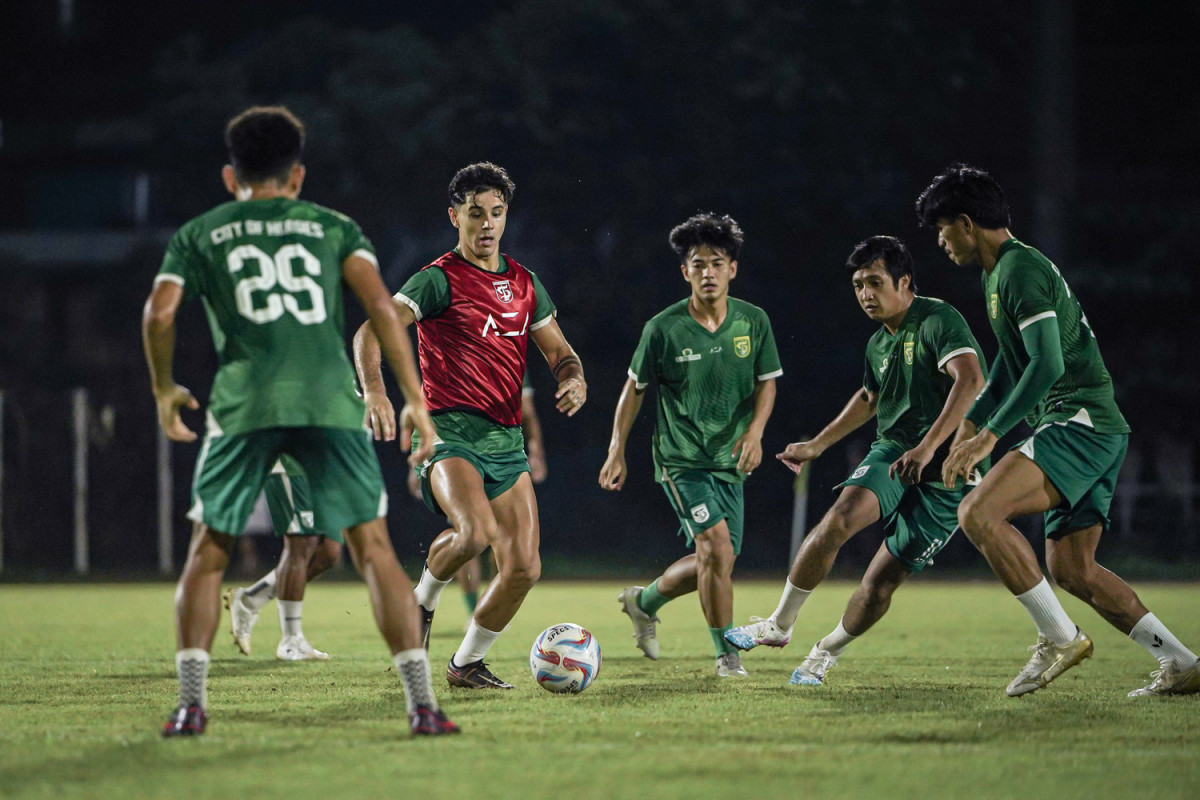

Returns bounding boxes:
[446,657,513,689]
[162,704,207,737]
[409,704,462,736]
[419,605,435,651]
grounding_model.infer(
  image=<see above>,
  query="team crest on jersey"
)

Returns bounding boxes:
[904,339,914,365]
[675,348,702,363]
[878,356,889,375]
[733,336,752,358]
[690,503,710,524]
[989,293,999,319]
[493,280,514,303]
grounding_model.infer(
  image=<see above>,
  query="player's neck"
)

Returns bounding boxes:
[236,184,298,201]
[882,295,914,334]
[687,294,728,331]
[455,245,502,272]
[977,228,1014,273]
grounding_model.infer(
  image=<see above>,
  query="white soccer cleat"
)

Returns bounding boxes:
[618,586,660,660]
[1128,658,1200,697]
[276,635,330,661]
[724,616,792,652]
[789,645,838,686]
[715,651,749,678]
[1006,628,1093,697]
[223,587,259,656]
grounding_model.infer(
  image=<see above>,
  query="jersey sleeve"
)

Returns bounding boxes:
[923,305,981,373]
[753,310,783,381]
[527,269,558,330]
[395,267,450,320]
[157,226,201,298]
[627,320,659,389]
[339,218,378,268]
[998,254,1058,330]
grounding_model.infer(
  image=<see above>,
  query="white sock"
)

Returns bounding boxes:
[772,579,812,631]
[175,648,210,710]
[393,649,437,713]
[452,621,502,666]
[414,565,452,611]
[279,600,303,636]
[817,619,858,657]
[1129,613,1198,670]
[1015,578,1076,646]
[242,569,278,611]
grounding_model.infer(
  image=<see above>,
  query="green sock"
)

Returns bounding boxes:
[710,625,735,656]
[637,580,671,616]
[462,591,478,614]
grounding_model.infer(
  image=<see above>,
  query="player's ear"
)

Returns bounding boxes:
[680,262,689,282]
[221,165,238,196]
[448,206,460,228]
[957,214,974,234]
[729,260,738,280]
[289,164,306,194]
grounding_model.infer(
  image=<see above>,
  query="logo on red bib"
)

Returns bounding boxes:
[493,280,513,303]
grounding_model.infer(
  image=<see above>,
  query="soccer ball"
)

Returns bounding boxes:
[529,623,602,694]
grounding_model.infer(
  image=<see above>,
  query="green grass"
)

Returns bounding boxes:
[1,580,1198,799]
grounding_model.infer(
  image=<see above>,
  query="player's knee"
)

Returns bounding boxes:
[309,539,342,575]
[957,493,992,538]
[1048,560,1092,600]
[499,555,540,592]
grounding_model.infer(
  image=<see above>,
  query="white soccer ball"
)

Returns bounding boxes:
[529,623,602,694]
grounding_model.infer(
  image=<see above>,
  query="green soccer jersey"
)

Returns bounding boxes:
[983,239,1129,433]
[157,197,373,435]
[863,296,987,453]
[629,297,783,483]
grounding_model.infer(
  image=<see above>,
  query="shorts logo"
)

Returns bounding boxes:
[851,466,869,479]
[989,293,999,319]
[733,336,752,358]
[904,339,914,365]
[690,503,710,524]
[299,511,314,528]
[675,348,702,363]
[493,280,513,303]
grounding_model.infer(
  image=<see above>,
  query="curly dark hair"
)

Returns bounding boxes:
[224,106,305,185]
[916,163,1012,229]
[668,213,744,261]
[845,235,917,292]
[448,162,516,206]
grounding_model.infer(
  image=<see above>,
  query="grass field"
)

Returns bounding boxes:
[1,579,1198,799]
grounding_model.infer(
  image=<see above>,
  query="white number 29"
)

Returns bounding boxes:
[228,243,327,325]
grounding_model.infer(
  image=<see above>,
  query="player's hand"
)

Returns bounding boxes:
[555,376,587,417]
[942,428,997,489]
[889,444,933,486]
[405,466,422,500]
[154,384,200,443]
[776,440,823,475]
[599,451,628,491]
[527,441,548,484]
[400,402,437,468]
[733,432,763,475]
[364,391,396,441]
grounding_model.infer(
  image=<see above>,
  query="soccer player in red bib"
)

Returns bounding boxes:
[355,162,586,689]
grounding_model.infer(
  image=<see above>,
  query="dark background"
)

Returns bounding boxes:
[1,0,1197,578]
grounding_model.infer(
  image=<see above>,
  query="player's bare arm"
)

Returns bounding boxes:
[521,392,548,483]
[352,317,398,442]
[530,318,587,417]
[344,257,435,466]
[777,387,877,474]
[733,378,776,474]
[599,376,645,491]
[141,279,200,442]
[890,352,985,485]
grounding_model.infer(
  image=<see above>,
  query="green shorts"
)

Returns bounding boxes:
[658,468,745,556]
[838,442,964,572]
[418,444,530,517]
[1013,422,1129,538]
[188,427,385,537]
[262,456,343,543]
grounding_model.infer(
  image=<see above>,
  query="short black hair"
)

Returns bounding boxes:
[915,163,1012,229]
[448,162,515,207]
[845,235,917,292]
[669,213,744,262]
[225,106,305,185]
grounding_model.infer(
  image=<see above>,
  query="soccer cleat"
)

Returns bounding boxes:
[724,616,792,652]
[789,645,838,686]
[1127,658,1200,697]
[715,651,749,677]
[161,704,207,737]
[409,705,462,736]
[224,587,259,656]
[276,635,330,661]
[1005,628,1093,697]
[419,604,435,651]
[618,586,660,660]
[446,657,514,689]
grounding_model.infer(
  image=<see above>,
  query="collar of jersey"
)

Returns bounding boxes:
[450,247,510,275]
